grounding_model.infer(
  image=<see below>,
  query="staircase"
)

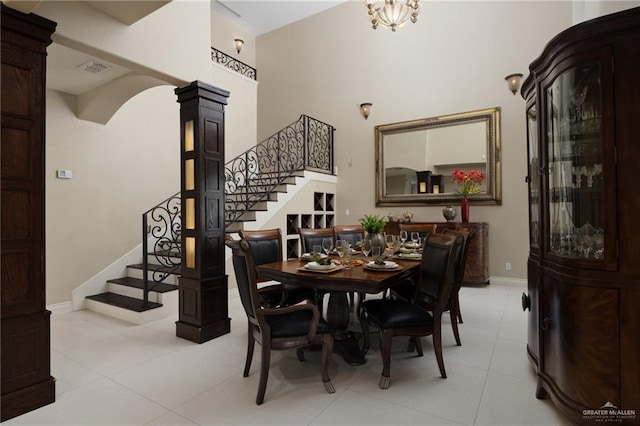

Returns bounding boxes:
[83,115,335,324]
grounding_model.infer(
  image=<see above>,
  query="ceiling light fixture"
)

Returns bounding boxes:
[234,38,244,54]
[364,0,421,32]
[505,73,523,95]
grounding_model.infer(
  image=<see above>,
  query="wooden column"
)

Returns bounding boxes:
[1,5,57,421]
[174,81,230,343]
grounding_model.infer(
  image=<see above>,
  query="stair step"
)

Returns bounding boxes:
[128,263,181,276]
[86,292,162,312]
[107,276,178,293]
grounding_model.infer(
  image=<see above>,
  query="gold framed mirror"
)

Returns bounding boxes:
[375,107,501,206]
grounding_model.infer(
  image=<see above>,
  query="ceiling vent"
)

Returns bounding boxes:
[76,60,111,74]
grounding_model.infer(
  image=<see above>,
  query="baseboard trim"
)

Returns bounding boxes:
[489,276,527,286]
[47,301,72,315]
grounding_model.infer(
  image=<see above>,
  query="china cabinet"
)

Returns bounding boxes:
[522,7,640,424]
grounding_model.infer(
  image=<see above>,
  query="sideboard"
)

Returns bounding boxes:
[384,221,489,285]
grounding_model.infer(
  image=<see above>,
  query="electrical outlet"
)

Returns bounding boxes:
[505,262,512,271]
[345,209,350,216]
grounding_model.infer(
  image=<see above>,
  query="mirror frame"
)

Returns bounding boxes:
[375,107,502,206]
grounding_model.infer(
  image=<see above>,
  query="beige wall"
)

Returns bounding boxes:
[39,1,258,304]
[46,86,180,304]
[256,1,574,280]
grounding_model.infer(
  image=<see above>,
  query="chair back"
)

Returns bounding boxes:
[299,227,334,253]
[333,224,364,247]
[398,223,437,238]
[239,229,283,266]
[416,233,464,309]
[225,237,259,320]
[442,228,475,287]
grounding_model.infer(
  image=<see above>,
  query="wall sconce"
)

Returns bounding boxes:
[360,102,372,119]
[505,73,523,95]
[234,38,244,54]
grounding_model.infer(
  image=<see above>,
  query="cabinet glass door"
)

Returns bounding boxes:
[527,104,539,249]
[546,61,605,261]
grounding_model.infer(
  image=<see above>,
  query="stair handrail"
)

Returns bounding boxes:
[141,191,181,306]
[224,114,335,228]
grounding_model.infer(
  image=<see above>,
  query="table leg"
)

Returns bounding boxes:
[326,290,366,366]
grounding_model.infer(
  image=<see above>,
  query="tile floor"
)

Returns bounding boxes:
[6,280,570,425]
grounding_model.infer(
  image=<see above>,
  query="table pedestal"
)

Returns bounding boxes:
[326,290,366,366]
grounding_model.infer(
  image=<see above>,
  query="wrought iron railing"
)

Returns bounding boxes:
[141,192,181,306]
[224,114,335,227]
[211,47,257,80]
[137,115,333,308]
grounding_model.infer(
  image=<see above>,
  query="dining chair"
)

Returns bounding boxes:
[359,232,463,389]
[391,228,473,346]
[441,228,475,330]
[398,222,437,239]
[239,228,316,307]
[333,224,365,311]
[299,227,335,254]
[225,238,335,404]
[333,224,364,247]
[298,227,334,312]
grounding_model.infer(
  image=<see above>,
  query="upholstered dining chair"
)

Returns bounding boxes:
[333,224,365,311]
[333,224,364,248]
[225,238,335,404]
[299,227,334,254]
[239,229,316,307]
[359,232,463,389]
[398,222,437,239]
[390,228,473,346]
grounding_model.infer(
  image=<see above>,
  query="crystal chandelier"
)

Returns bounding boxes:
[363,0,421,32]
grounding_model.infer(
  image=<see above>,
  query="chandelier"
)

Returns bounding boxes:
[363,0,421,32]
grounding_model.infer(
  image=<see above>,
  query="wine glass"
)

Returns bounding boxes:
[361,239,372,258]
[399,230,408,246]
[321,237,334,256]
[411,232,420,248]
[385,234,396,251]
[336,240,351,268]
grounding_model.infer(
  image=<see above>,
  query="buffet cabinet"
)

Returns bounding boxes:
[384,221,489,285]
[1,5,57,421]
[522,7,640,425]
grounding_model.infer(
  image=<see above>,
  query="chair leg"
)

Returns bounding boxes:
[379,329,393,389]
[450,309,462,346]
[406,336,416,353]
[296,347,306,362]
[256,341,271,405]
[355,292,366,317]
[414,336,423,357]
[348,291,355,312]
[360,316,370,355]
[321,333,335,394]
[433,320,447,379]
[452,291,463,324]
[243,323,255,377]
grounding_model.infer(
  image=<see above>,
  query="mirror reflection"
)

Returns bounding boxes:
[375,107,501,206]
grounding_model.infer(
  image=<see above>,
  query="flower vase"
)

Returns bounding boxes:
[461,198,470,223]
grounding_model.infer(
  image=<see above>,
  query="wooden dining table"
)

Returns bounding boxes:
[256,256,421,366]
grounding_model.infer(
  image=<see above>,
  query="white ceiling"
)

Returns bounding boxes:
[211,0,349,35]
[46,0,348,97]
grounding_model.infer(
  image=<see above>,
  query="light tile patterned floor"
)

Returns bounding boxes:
[6,280,570,425]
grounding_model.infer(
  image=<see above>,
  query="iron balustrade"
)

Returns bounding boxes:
[141,192,181,307]
[211,47,257,80]
[224,114,335,227]
[138,115,334,309]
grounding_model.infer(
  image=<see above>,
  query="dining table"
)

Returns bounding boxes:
[256,254,421,366]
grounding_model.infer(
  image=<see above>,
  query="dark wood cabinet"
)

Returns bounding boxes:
[1,5,56,421]
[384,221,489,285]
[522,7,640,424]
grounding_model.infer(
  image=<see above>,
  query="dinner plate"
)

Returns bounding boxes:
[366,261,399,270]
[305,261,337,271]
[398,252,422,260]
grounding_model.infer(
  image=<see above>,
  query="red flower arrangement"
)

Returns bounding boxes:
[452,169,485,197]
